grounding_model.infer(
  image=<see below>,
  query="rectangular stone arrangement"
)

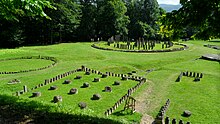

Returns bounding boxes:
[104,78,146,116]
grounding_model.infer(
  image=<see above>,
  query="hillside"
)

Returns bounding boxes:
[159,4,182,12]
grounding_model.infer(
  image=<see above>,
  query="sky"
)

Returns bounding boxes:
[157,0,180,5]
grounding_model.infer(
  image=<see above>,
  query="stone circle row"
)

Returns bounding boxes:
[112,41,173,50]
[0,55,57,74]
[92,42,188,53]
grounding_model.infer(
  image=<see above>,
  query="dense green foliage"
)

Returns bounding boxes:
[162,0,220,40]
[97,0,129,40]
[126,0,161,40]
[1,0,220,48]
[0,0,164,48]
[0,0,55,21]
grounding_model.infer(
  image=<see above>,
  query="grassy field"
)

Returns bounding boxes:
[0,40,219,123]
[0,59,54,72]
[22,71,140,115]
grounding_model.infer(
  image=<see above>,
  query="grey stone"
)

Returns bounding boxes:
[32,92,41,97]
[50,86,58,90]
[53,96,62,103]
[104,86,112,92]
[63,80,72,84]
[85,71,90,75]
[75,75,82,79]
[94,78,100,82]
[79,102,87,109]
[92,94,101,100]
[194,77,200,82]
[83,82,90,88]
[122,76,128,80]
[69,88,78,94]
[102,74,108,78]
[183,110,192,117]
[114,81,120,85]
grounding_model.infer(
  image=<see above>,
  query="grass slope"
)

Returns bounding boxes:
[0,40,219,123]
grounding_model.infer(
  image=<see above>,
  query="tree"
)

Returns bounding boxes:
[126,0,142,40]
[142,0,160,28]
[126,0,160,40]
[77,0,97,41]
[51,0,81,42]
[0,0,55,21]
[97,0,129,40]
[165,0,220,40]
[21,0,81,45]
[0,0,55,48]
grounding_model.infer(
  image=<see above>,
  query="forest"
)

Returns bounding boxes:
[0,0,219,48]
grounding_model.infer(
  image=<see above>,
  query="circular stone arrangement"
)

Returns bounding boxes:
[92,41,188,53]
[0,56,58,74]
[7,79,21,85]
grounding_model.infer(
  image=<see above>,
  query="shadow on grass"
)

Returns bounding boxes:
[112,110,134,116]
[0,94,122,124]
[209,40,220,43]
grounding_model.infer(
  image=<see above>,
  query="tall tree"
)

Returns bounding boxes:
[22,0,81,45]
[126,0,160,40]
[142,0,160,28]
[0,0,55,48]
[126,0,142,40]
[52,0,81,42]
[97,0,129,40]
[77,0,97,41]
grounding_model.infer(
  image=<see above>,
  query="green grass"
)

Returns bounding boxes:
[0,40,219,123]
[0,59,53,72]
[22,72,139,115]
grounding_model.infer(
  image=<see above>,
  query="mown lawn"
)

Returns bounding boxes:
[0,59,53,72]
[0,40,219,123]
[21,71,139,115]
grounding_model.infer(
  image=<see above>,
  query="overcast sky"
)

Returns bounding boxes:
[157,0,180,5]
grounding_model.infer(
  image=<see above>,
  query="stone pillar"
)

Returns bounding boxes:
[16,91,20,96]
[165,117,169,124]
[172,119,177,124]
[155,116,163,124]
[23,85,28,92]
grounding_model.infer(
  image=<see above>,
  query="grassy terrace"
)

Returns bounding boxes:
[0,59,54,72]
[0,40,219,123]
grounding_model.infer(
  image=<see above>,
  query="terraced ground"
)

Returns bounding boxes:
[0,40,219,123]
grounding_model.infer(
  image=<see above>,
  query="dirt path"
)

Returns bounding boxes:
[134,79,155,124]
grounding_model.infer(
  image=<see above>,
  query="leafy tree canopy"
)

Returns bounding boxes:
[164,0,220,40]
[0,0,55,21]
[97,0,129,40]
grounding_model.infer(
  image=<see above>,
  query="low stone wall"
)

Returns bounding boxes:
[91,42,188,53]
[14,68,80,96]
[155,99,170,124]
[104,78,146,116]
[14,65,147,116]
[176,71,203,82]
[165,117,190,124]
[0,55,58,74]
